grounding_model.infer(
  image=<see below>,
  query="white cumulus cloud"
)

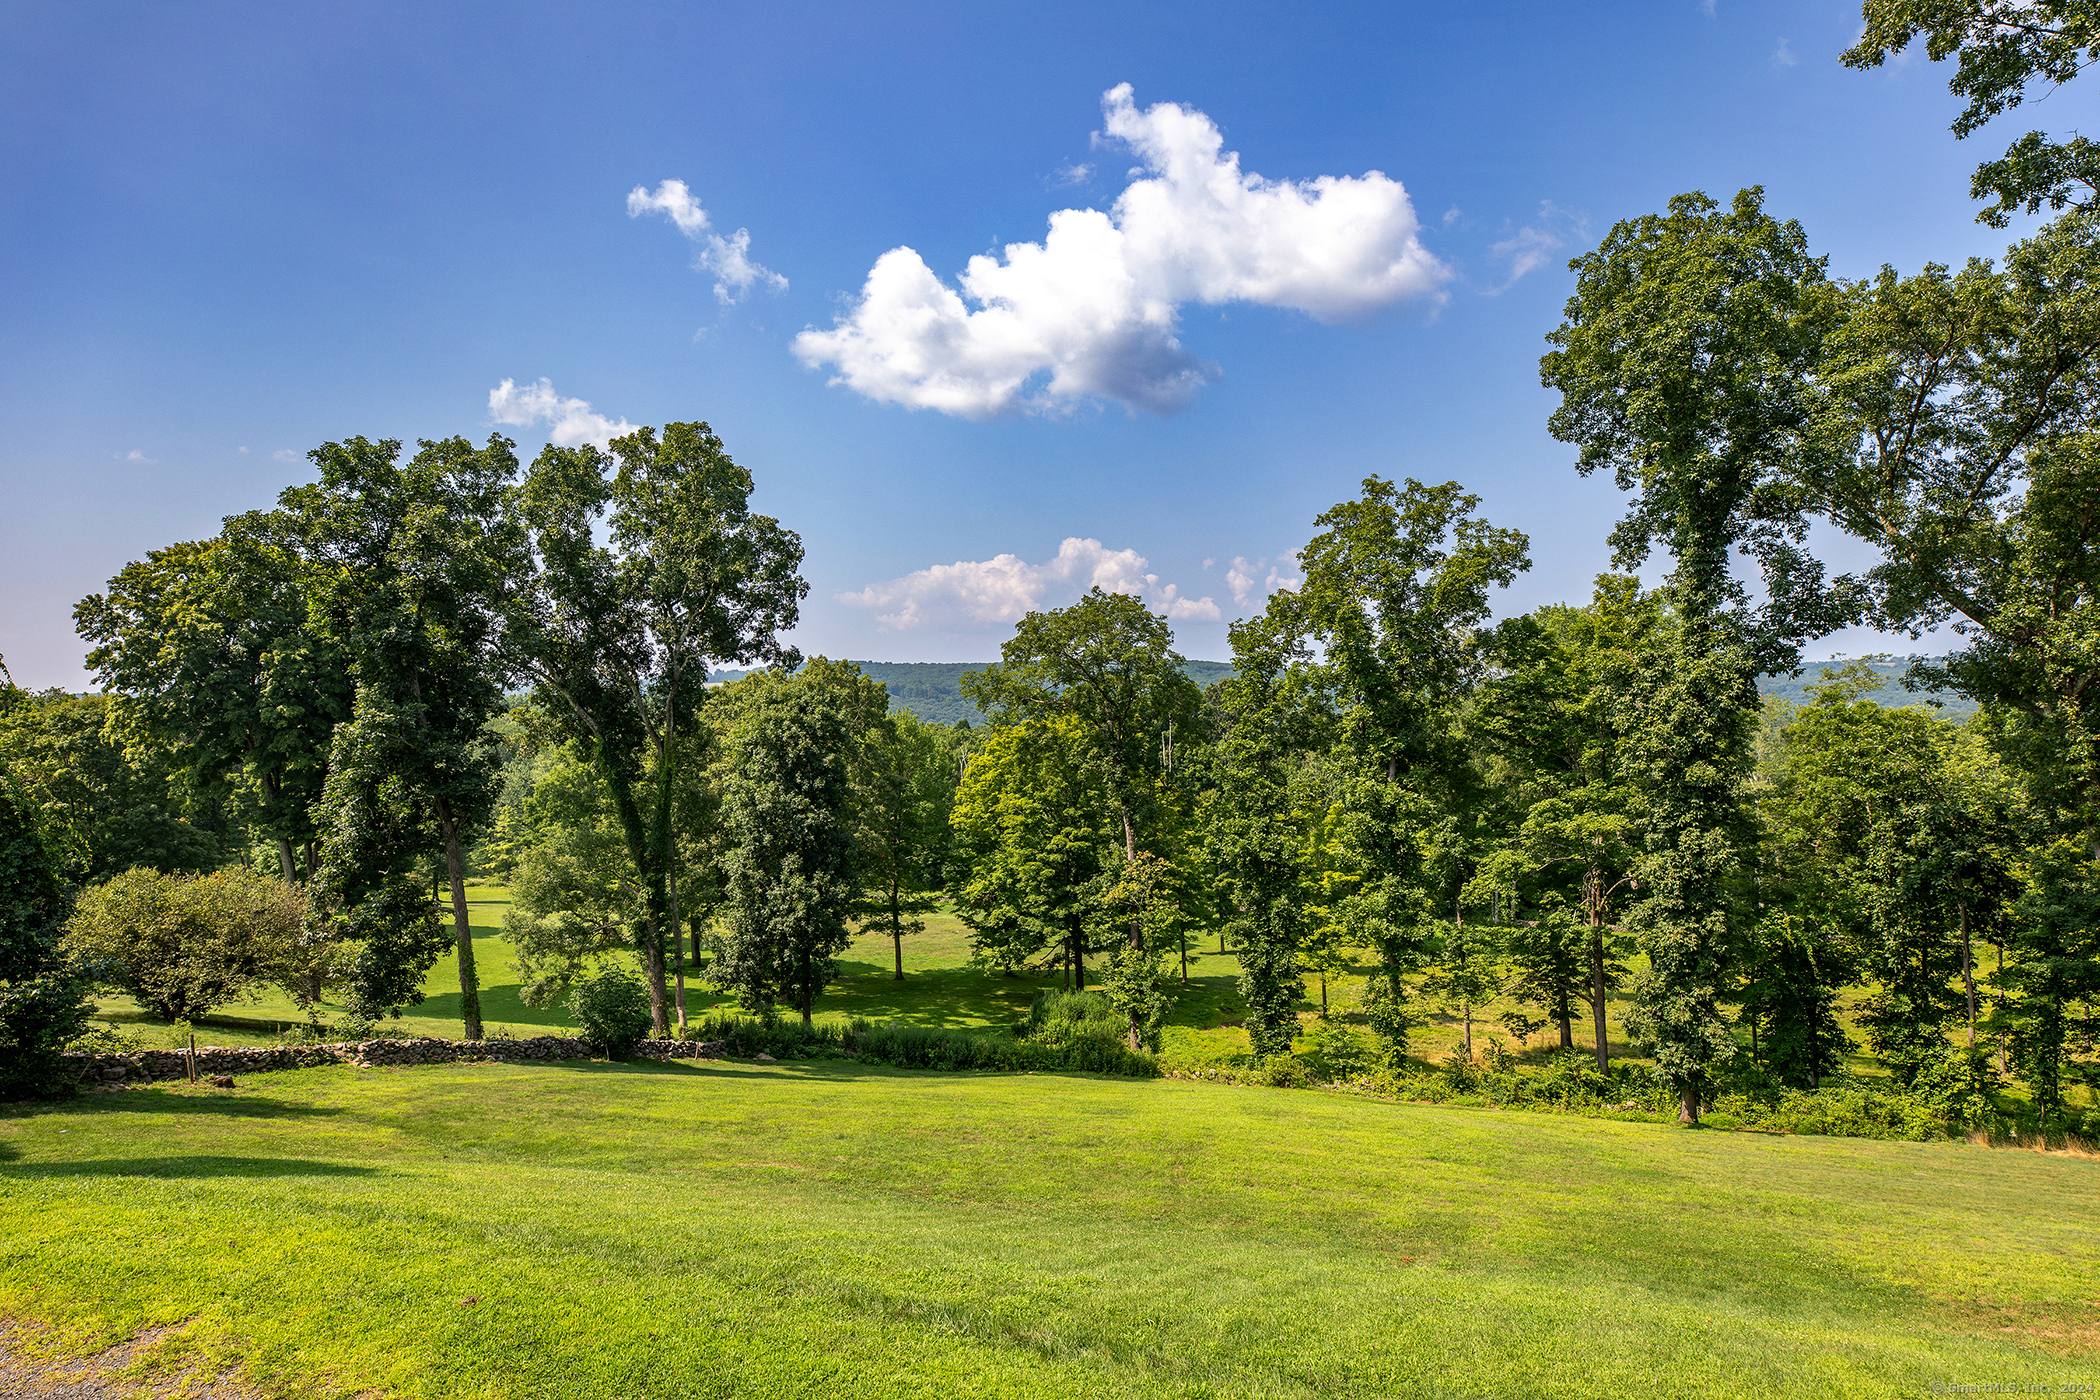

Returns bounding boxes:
[488,377,637,448]
[839,537,1220,632]
[628,178,788,304]
[793,83,1448,418]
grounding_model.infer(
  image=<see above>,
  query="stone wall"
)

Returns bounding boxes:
[63,1034,728,1086]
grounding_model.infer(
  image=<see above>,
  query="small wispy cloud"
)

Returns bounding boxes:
[1772,37,1797,67]
[272,449,299,463]
[1486,201,1584,294]
[1221,552,1301,607]
[627,179,788,304]
[113,449,154,464]
[1700,0,1716,17]
[1047,160,1094,188]
[488,378,637,449]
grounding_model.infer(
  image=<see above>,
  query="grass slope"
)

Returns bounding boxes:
[2,1062,2094,1398]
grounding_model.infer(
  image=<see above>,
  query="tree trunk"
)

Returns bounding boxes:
[1559,1010,1572,1052]
[1997,935,2008,1077]
[642,914,668,1037]
[1960,904,1976,1047]
[1678,1085,1700,1125]
[434,796,482,1041]
[1589,914,1609,1076]
[1123,808,1142,1052]
[672,935,687,1034]
[892,877,904,980]
[274,837,297,885]
[1179,930,1188,986]
[800,949,814,1032]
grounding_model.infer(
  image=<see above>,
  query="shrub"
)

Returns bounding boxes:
[66,867,308,1021]
[1298,1019,1371,1081]
[568,968,653,1057]
[1,766,89,1100]
[678,1008,1159,1078]
[0,966,95,1100]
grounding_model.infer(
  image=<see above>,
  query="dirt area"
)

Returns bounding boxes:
[0,1323,264,1400]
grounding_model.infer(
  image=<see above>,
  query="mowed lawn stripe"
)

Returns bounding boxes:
[1,1062,2093,1398]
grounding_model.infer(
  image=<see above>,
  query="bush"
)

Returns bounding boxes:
[1,766,89,1100]
[677,1009,1158,1078]
[0,966,95,1100]
[66,867,308,1021]
[568,968,653,1057]
[1298,1019,1371,1081]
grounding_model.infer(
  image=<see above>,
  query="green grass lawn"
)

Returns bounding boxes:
[2,1060,2094,1398]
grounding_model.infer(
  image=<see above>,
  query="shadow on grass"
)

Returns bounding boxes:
[4,1155,380,1179]
[0,1091,347,1122]
[102,1090,347,1120]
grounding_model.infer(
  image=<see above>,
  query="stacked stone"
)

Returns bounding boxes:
[633,1038,730,1060]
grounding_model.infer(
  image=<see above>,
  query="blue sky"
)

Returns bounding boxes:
[0,0,2057,686]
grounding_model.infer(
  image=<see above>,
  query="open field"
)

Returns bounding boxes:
[82,886,1914,1091]
[2,1059,2095,1398]
[79,883,1664,1071]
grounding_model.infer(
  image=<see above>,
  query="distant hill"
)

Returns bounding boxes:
[709,659,1237,727]
[1758,658,1977,720]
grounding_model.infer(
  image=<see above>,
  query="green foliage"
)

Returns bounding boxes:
[0,766,89,1100]
[852,709,952,979]
[515,420,806,1035]
[76,516,351,881]
[1023,988,1128,1052]
[1296,1017,1371,1080]
[567,967,654,1057]
[679,1007,1158,1076]
[949,718,1115,983]
[712,663,865,1027]
[289,432,526,1037]
[1208,612,1313,1057]
[963,589,1201,1048]
[0,690,223,880]
[1844,0,2100,226]
[64,867,311,1022]
[311,689,455,1020]
[499,743,647,1006]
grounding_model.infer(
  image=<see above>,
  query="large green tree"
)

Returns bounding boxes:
[289,434,525,1035]
[854,709,953,980]
[1804,213,2100,862]
[76,513,351,883]
[949,717,1115,990]
[964,589,1201,1049]
[1207,615,1317,1057]
[1542,189,1859,1122]
[1264,476,1530,1067]
[711,663,869,1029]
[514,422,804,1034]
[1473,576,1657,1073]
